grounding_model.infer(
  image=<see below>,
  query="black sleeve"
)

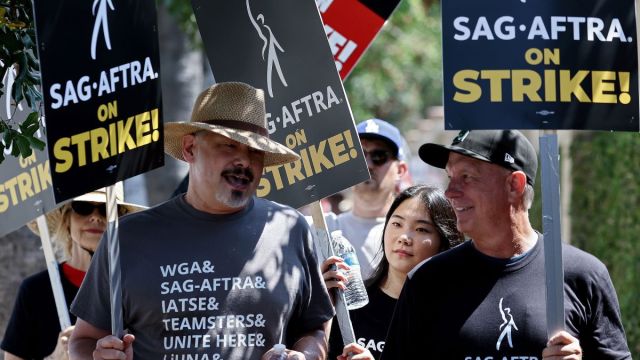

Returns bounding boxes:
[1,279,34,358]
[580,265,632,359]
[380,276,417,359]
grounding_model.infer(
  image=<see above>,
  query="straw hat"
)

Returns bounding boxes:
[164,82,300,167]
[27,184,146,237]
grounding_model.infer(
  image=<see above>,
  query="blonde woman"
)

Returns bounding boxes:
[1,188,143,360]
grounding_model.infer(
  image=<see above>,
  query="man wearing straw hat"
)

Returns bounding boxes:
[68,82,334,360]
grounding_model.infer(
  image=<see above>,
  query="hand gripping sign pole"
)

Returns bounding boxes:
[105,184,124,337]
[540,131,565,337]
[308,201,356,347]
[36,214,72,330]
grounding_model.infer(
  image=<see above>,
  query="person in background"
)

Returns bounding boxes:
[322,185,464,360]
[382,130,631,359]
[1,186,143,360]
[323,118,409,280]
[68,82,334,360]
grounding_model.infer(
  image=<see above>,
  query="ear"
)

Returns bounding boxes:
[394,160,409,193]
[182,134,197,163]
[395,160,408,179]
[506,170,527,204]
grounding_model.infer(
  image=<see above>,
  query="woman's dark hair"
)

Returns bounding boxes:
[365,184,464,287]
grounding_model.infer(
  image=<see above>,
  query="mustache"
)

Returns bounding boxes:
[221,167,255,182]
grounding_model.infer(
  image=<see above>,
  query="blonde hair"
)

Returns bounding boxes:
[52,203,135,259]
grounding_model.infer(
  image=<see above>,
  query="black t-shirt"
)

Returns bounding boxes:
[1,264,78,359]
[329,285,397,359]
[382,236,631,360]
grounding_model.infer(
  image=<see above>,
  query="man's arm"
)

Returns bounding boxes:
[68,318,134,360]
[290,323,330,360]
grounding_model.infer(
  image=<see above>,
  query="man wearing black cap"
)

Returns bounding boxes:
[382,130,630,359]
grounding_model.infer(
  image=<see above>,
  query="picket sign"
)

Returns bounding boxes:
[36,214,72,330]
[308,201,356,347]
[105,185,124,337]
[540,132,565,337]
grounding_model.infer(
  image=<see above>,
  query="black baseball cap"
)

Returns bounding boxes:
[418,130,538,186]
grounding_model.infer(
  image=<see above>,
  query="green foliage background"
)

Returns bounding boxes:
[344,0,442,126]
[0,0,44,163]
[570,132,640,357]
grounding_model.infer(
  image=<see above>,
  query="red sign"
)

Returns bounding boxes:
[319,0,392,78]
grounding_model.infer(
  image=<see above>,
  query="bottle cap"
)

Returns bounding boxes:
[330,230,343,238]
[273,343,286,353]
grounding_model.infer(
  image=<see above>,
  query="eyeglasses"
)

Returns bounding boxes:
[363,149,393,166]
[71,201,128,217]
[71,201,107,216]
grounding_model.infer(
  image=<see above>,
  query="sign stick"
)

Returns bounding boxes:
[36,214,72,330]
[309,201,356,347]
[105,185,124,337]
[540,132,565,337]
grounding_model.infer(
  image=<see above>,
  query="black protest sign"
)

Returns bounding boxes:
[33,0,163,202]
[442,0,638,131]
[0,93,56,237]
[192,0,370,209]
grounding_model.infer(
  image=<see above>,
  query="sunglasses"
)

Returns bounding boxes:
[71,201,126,217]
[363,149,394,166]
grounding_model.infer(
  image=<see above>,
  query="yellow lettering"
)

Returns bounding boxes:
[38,160,52,189]
[3,177,19,206]
[135,111,152,147]
[544,70,557,102]
[327,132,350,166]
[17,172,34,200]
[54,137,73,173]
[308,141,334,173]
[117,117,137,152]
[29,167,41,193]
[257,177,271,198]
[481,70,510,102]
[299,148,314,177]
[283,160,305,185]
[0,185,8,212]
[109,122,118,156]
[71,131,91,167]
[18,152,36,168]
[511,70,542,102]
[453,70,481,103]
[265,165,285,191]
[591,71,617,104]
[559,70,590,102]
[91,127,110,162]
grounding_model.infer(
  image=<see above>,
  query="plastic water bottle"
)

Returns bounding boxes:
[330,230,369,310]
[268,343,287,360]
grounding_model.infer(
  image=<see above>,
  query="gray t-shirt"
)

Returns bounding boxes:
[324,211,384,280]
[72,196,334,360]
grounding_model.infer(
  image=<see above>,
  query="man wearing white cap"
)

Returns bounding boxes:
[69,82,334,360]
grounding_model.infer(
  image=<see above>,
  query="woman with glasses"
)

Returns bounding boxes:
[1,188,144,360]
[322,185,464,360]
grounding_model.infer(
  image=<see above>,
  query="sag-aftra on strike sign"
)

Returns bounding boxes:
[442,0,638,131]
[33,0,164,202]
